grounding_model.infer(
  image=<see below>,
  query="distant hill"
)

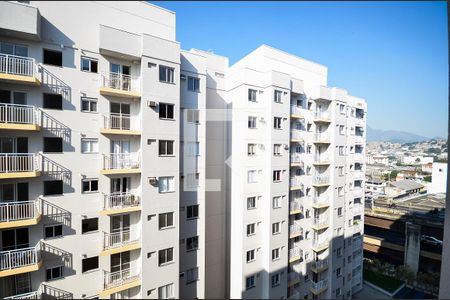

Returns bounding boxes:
[367,126,429,143]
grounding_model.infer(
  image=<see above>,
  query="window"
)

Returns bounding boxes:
[186,205,199,219]
[159,212,174,229]
[274,144,282,156]
[336,267,342,277]
[336,247,342,257]
[159,65,175,83]
[339,104,345,114]
[44,137,63,152]
[274,117,282,129]
[186,173,199,187]
[44,180,63,196]
[159,140,174,156]
[247,223,256,236]
[307,145,312,154]
[187,77,200,92]
[274,90,282,103]
[337,227,343,235]
[248,116,257,129]
[336,288,342,297]
[158,283,174,299]
[337,207,343,216]
[44,224,63,239]
[271,273,280,287]
[46,266,64,281]
[247,197,256,209]
[82,256,99,273]
[0,42,28,57]
[187,109,199,124]
[338,166,344,176]
[43,93,62,110]
[339,125,345,135]
[159,103,174,119]
[81,57,98,73]
[186,267,199,284]
[248,143,256,156]
[272,222,281,234]
[159,177,175,193]
[43,49,62,66]
[272,248,280,260]
[246,275,256,289]
[186,236,199,251]
[82,218,98,234]
[248,89,257,102]
[159,248,174,266]
[81,138,98,154]
[272,196,281,209]
[246,249,255,262]
[247,170,257,183]
[339,146,345,155]
[304,274,309,281]
[82,178,98,193]
[273,170,282,182]
[338,187,344,196]
[81,97,97,112]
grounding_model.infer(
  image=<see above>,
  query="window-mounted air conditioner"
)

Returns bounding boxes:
[148,101,158,108]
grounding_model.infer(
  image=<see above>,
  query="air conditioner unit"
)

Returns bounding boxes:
[179,272,185,278]
[180,74,187,80]
[148,101,158,108]
[259,144,265,150]
[148,177,158,185]
[284,145,289,150]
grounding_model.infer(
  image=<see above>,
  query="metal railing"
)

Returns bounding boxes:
[314,111,331,120]
[311,279,328,292]
[313,175,329,185]
[353,221,363,233]
[290,105,304,116]
[312,238,329,250]
[312,195,329,206]
[289,221,302,236]
[0,199,40,223]
[0,54,37,77]
[102,152,140,170]
[289,176,302,188]
[0,153,40,173]
[290,130,303,141]
[3,291,40,299]
[313,154,329,164]
[0,103,41,126]
[312,258,329,271]
[101,72,139,93]
[353,204,363,216]
[314,132,330,141]
[312,216,329,228]
[0,243,41,271]
[288,248,301,261]
[103,113,134,131]
[103,192,140,211]
[103,230,139,251]
[289,198,303,213]
[354,135,364,144]
[103,268,140,291]
[290,153,303,166]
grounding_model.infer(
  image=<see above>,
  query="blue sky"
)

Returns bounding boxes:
[153,1,448,138]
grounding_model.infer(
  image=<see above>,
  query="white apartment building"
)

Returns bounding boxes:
[428,162,448,194]
[0,2,366,300]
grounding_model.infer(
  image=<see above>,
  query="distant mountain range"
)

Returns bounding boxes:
[367,126,432,143]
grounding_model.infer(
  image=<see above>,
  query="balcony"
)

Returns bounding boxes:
[289,176,303,191]
[0,2,41,41]
[289,221,303,238]
[352,271,362,286]
[0,199,42,229]
[353,169,365,180]
[101,192,141,215]
[313,154,330,165]
[101,152,141,175]
[312,216,329,231]
[353,236,363,251]
[290,130,304,143]
[3,285,72,300]
[314,111,331,123]
[0,104,41,131]
[312,196,329,208]
[287,271,301,287]
[352,204,363,216]
[310,279,328,295]
[100,72,140,99]
[354,153,364,162]
[312,175,330,187]
[311,258,329,273]
[290,153,304,167]
[290,105,304,119]
[288,247,302,263]
[100,113,141,136]
[3,291,40,299]
[101,230,141,256]
[0,54,40,85]
[315,86,333,102]
[101,268,141,298]
[312,238,329,252]
[289,198,303,215]
[354,135,364,144]
[313,133,330,144]
[0,153,41,179]
[353,220,363,233]
[0,243,42,277]
[353,187,364,197]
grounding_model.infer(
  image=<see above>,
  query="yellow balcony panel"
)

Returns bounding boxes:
[0,214,41,230]
[313,140,331,144]
[0,73,40,86]
[312,161,330,166]
[99,128,141,136]
[312,243,329,252]
[0,123,41,131]
[311,223,329,231]
[100,206,141,216]
[289,255,301,264]
[290,138,304,144]
[100,242,141,257]
[289,209,302,215]
[290,113,304,119]
[311,203,330,209]
[0,171,41,179]
[100,169,141,175]
[290,186,303,191]
[289,232,302,239]
[0,259,42,278]
[99,87,141,99]
[313,118,331,123]
[100,279,141,298]
[312,182,330,188]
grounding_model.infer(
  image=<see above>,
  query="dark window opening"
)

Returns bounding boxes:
[43,49,62,66]
[82,218,98,234]
[82,256,99,273]
[44,180,63,196]
[43,93,63,110]
[43,137,63,153]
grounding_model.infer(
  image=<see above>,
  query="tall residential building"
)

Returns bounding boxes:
[0,2,366,300]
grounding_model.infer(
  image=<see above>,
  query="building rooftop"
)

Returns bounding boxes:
[391,179,424,190]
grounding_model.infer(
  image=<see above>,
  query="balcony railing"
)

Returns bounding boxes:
[103,230,139,251]
[312,258,329,271]
[314,133,330,141]
[353,236,363,251]
[353,204,363,216]
[0,153,40,173]
[287,271,300,284]
[102,153,140,170]
[311,279,328,293]
[0,103,41,126]
[353,221,363,233]
[313,154,329,164]
[312,238,329,250]
[103,113,136,131]
[0,199,40,223]
[289,221,303,237]
[289,176,303,188]
[103,192,140,211]
[3,292,40,300]
[354,135,364,144]
[0,54,38,78]
[314,111,331,121]
[290,105,304,116]
[0,243,41,271]
[103,268,140,291]
[312,216,329,228]
[290,130,303,141]
[313,175,329,185]
[312,196,329,206]
[290,153,303,166]
[101,72,139,93]
[352,272,362,286]
[288,247,301,261]
[289,198,303,213]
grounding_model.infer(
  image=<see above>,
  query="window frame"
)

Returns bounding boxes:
[82,256,99,273]
[159,176,175,193]
[80,56,98,73]
[81,97,98,113]
[81,178,99,194]
[159,212,174,230]
[185,267,199,284]
[248,143,256,156]
[246,249,255,263]
[272,222,281,235]
[159,140,175,156]
[272,248,280,261]
[247,223,256,236]
[248,116,257,129]
[248,89,257,102]
[186,205,199,220]
[44,223,63,239]
[158,247,174,266]
[274,90,283,103]
[81,138,99,154]
[247,196,256,210]
[46,265,64,281]
[43,93,63,110]
[81,217,98,234]
[187,76,200,92]
[43,49,63,67]
[273,117,282,129]
[159,65,175,84]
[159,103,175,120]
[186,236,199,251]
[246,275,256,290]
